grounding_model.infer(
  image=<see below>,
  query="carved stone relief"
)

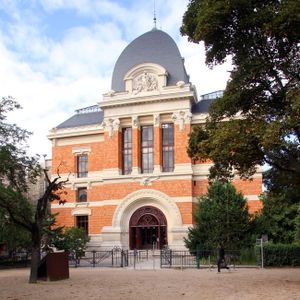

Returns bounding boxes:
[153,114,160,127]
[133,71,158,94]
[172,111,193,131]
[102,118,120,138]
[132,116,140,128]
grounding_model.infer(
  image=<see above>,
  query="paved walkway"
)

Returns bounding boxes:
[126,253,161,270]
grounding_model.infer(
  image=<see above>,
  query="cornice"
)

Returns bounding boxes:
[48,124,104,140]
[101,84,196,109]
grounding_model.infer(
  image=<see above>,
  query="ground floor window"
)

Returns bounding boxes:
[76,215,88,235]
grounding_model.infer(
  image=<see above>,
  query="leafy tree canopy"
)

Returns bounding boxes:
[52,227,89,258]
[254,168,300,244]
[0,208,31,253]
[185,181,252,251]
[0,96,67,283]
[181,0,300,182]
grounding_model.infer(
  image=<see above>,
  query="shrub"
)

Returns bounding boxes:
[52,227,89,258]
[256,243,300,266]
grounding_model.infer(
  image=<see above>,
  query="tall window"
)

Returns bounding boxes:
[77,154,88,178]
[77,187,87,202]
[162,123,174,172]
[76,216,88,235]
[122,128,132,175]
[141,126,154,173]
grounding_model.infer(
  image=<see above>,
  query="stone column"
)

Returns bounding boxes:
[153,113,162,174]
[131,116,140,174]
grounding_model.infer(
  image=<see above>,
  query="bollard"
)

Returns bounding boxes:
[181,255,183,271]
[134,249,137,269]
[92,250,96,268]
[196,246,200,269]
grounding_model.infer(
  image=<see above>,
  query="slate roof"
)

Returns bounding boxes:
[192,91,224,114]
[191,98,215,114]
[111,29,189,92]
[56,111,104,129]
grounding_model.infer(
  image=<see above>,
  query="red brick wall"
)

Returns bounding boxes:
[132,128,141,169]
[102,131,121,170]
[51,122,263,234]
[52,206,118,235]
[176,202,193,224]
[174,124,191,164]
[52,141,105,174]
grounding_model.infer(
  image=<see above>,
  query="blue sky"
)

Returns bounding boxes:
[0,0,231,157]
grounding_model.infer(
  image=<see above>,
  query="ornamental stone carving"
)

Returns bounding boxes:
[140,176,160,186]
[102,118,120,138]
[172,111,193,131]
[133,71,158,94]
[112,189,183,228]
[132,116,140,128]
[153,114,160,127]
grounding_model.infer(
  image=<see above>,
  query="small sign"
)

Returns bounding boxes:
[256,238,262,246]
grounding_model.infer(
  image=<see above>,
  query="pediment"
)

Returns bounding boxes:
[124,63,168,95]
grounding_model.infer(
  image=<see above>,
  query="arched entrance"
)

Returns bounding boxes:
[129,206,167,250]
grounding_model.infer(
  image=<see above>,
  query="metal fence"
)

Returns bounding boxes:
[160,249,258,269]
[0,248,259,270]
[69,248,151,268]
[0,252,31,268]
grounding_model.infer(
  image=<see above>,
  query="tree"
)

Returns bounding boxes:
[0,96,67,283]
[255,168,300,243]
[181,0,300,182]
[185,181,251,251]
[51,227,89,259]
[0,208,31,254]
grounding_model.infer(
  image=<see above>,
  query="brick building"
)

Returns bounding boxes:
[48,29,262,250]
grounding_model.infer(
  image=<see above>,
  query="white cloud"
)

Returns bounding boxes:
[0,0,232,158]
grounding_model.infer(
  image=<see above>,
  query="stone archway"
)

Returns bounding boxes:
[100,189,184,249]
[129,206,167,250]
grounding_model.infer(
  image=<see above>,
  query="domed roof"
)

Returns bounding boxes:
[111,29,189,92]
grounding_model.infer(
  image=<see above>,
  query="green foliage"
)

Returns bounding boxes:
[181,1,300,184]
[0,208,31,252]
[52,227,89,257]
[256,243,300,266]
[185,181,252,251]
[252,167,300,244]
[0,97,40,228]
[0,96,68,282]
[295,206,300,242]
[258,193,299,244]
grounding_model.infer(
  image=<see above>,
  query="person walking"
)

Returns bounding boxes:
[217,244,229,272]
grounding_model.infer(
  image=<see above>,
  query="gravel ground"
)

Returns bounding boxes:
[0,267,300,300]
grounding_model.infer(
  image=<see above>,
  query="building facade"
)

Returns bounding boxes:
[48,29,262,250]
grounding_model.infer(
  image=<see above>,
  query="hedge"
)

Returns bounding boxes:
[256,243,300,266]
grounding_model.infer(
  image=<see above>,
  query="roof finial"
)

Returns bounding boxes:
[153,0,157,29]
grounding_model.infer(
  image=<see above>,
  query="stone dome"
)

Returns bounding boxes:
[111,29,189,92]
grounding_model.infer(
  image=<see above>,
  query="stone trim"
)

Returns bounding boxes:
[112,189,183,228]
[71,207,91,216]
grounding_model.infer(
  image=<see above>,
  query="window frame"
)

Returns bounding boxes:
[141,125,154,174]
[122,127,132,175]
[77,154,88,178]
[77,187,87,203]
[162,123,174,172]
[76,215,88,235]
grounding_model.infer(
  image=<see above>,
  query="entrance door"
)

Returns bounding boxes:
[129,206,167,250]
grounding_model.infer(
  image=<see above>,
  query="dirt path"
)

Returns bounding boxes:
[0,267,299,300]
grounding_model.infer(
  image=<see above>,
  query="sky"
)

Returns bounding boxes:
[0,0,232,158]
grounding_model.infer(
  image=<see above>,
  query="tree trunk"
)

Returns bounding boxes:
[29,226,41,284]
